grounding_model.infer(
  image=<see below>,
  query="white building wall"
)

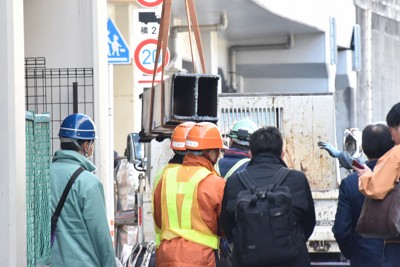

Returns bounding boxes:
[24,0,94,68]
[0,0,27,265]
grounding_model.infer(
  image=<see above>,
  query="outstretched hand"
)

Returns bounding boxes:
[318,141,341,158]
[318,141,355,170]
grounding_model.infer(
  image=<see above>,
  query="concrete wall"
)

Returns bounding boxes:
[355,0,400,128]
[370,13,400,121]
[24,0,94,68]
[235,33,332,93]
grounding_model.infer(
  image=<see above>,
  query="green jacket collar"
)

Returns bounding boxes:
[52,150,96,172]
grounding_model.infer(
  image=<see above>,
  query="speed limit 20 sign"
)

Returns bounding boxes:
[136,0,163,8]
[134,39,170,75]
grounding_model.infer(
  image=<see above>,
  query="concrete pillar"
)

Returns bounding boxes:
[92,0,115,237]
[201,31,218,75]
[0,0,27,266]
[358,8,373,126]
[113,4,136,154]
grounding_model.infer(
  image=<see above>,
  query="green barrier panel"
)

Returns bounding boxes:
[26,112,51,267]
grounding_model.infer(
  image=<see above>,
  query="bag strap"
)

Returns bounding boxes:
[272,167,290,185]
[237,167,290,193]
[237,170,257,193]
[51,167,85,245]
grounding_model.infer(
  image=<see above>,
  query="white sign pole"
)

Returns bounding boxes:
[107,64,115,245]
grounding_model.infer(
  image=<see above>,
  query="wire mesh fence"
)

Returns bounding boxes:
[25,57,95,266]
[25,57,95,153]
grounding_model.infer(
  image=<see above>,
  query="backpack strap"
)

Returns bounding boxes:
[237,169,257,193]
[51,167,85,246]
[272,167,290,185]
[237,167,290,193]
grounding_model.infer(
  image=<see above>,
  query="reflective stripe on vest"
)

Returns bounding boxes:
[214,161,220,176]
[161,166,219,249]
[153,164,180,247]
[224,158,250,179]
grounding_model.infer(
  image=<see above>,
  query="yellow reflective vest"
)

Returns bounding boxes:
[152,163,180,246]
[158,166,219,249]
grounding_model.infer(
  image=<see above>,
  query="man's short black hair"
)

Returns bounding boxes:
[60,139,87,151]
[362,123,394,159]
[250,126,283,157]
[386,102,400,128]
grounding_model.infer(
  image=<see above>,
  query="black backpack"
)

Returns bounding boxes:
[233,167,298,266]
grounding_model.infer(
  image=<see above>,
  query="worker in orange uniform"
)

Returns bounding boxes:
[153,122,226,266]
[152,121,196,246]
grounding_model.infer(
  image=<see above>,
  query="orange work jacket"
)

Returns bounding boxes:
[153,154,225,267]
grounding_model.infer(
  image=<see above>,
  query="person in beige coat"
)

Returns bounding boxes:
[354,102,400,267]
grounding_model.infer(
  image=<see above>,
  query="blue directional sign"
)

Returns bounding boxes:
[107,18,131,64]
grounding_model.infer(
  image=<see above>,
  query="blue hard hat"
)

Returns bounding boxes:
[59,113,97,140]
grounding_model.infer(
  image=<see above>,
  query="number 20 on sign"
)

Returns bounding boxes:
[134,39,170,75]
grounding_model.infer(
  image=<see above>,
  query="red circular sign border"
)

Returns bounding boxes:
[134,39,170,75]
[137,0,163,8]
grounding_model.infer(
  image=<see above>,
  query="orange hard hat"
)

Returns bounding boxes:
[170,121,196,151]
[185,122,225,150]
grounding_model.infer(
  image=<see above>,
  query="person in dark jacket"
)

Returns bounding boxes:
[215,119,258,179]
[220,126,316,267]
[332,123,394,266]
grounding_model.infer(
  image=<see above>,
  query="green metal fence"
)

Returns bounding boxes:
[26,112,51,266]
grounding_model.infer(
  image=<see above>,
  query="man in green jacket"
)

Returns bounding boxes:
[50,113,116,267]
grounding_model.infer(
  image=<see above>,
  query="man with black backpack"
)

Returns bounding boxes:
[220,126,316,267]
